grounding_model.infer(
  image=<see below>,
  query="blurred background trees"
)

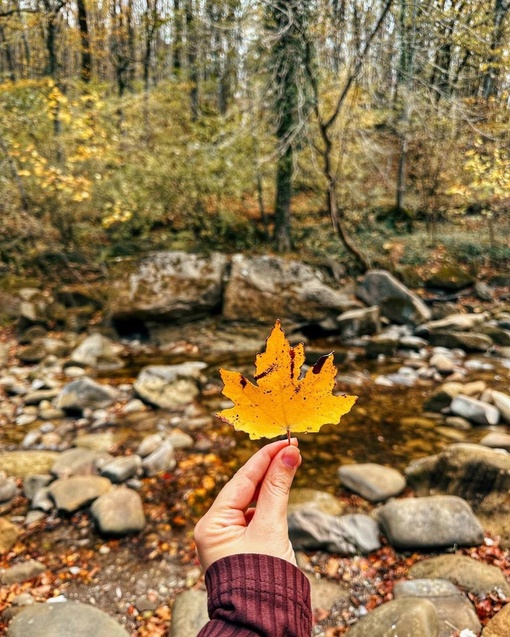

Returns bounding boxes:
[0,0,509,271]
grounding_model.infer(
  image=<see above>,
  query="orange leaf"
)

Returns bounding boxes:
[217,320,357,440]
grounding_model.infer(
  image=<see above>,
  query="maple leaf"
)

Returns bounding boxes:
[216,320,358,440]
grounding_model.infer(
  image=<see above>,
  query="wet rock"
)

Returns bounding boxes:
[169,589,208,637]
[136,433,164,458]
[356,270,431,326]
[48,476,112,512]
[346,597,439,637]
[134,363,206,410]
[444,416,472,430]
[423,382,464,411]
[288,489,344,516]
[0,518,20,554]
[1,560,46,585]
[6,601,130,637]
[224,254,358,324]
[100,456,142,483]
[335,306,380,338]
[483,602,510,636]
[90,487,145,535]
[288,510,381,554]
[70,333,123,368]
[393,578,481,637]
[366,333,400,359]
[110,251,228,323]
[141,441,176,477]
[480,433,510,451]
[338,463,406,502]
[0,451,59,478]
[450,395,499,426]
[378,495,484,549]
[492,391,510,423]
[409,555,510,597]
[426,265,474,291]
[52,448,99,478]
[426,331,493,351]
[55,377,118,413]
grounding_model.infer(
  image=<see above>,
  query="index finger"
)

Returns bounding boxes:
[210,438,299,513]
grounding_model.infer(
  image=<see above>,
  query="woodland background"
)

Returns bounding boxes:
[0,0,509,275]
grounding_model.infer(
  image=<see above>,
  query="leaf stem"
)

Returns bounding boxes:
[287,429,291,445]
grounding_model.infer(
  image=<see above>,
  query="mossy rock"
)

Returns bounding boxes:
[426,265,475,291]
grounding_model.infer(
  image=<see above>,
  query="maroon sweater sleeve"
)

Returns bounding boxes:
[197,553,312,637]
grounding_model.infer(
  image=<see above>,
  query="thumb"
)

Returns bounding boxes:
[253,445,301,527]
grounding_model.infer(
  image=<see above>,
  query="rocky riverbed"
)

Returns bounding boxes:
[1,257,510,636]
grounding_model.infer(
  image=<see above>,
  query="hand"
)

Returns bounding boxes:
[194,438,302,571]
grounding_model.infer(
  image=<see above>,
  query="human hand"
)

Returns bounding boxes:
[194,438,302,571]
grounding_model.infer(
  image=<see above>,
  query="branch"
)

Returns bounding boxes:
[0,7,39,17]
[324,0,394,131]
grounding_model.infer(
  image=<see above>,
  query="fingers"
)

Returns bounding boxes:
[210,438,298,513]
[253,445,301,529]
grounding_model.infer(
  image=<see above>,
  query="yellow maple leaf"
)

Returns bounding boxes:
[217,320,358,440]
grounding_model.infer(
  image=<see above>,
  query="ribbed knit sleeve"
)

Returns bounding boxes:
[197,553,312,637]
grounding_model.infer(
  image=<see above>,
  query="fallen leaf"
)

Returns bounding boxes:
[217,320,357,440]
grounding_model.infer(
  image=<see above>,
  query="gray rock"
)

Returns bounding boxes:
[475,280,494,301]
[426,331,493,351]
[288,489,344,516]
[0,518,20,554]
[336,306,380,338]
[366,333,400,359]
[418,313,489,333]
[480,325,510,346]
[0,476,17,503]
[74,432,116,453]
[166,430,194,450]
[134,363,206,410]
[288,510,381,554]
[0,451,59,478]
[18,342,46,363]
[100,456,142,483]
[356,270,431,326]
[23,474,53,500]
[399,335,429,351]
[1,560,46,585]
[6,601,129,637]
[428,353,455,375]
[393,578,481,637]
[492,391,510,424]
[24,389,60,405]
[110,251,228,322]
[338,463,406,502]
[52,448,98,478]
[24,510,47,526]
[90,487,146,535]
[409,555,510,597]
[450,395,500,426]
[346,598,439,637]
[31,487,54,512]
[378,495,484,549]
[55,377,118,413]
[444,416,472,430]
[136,433,164,458]
[0,342,11,367]
[70,333,123,368]
[142,441,176,477]
[223,254,359,324]
[170,589,208,637]
[423,382,465,411]
[48,476,112,512]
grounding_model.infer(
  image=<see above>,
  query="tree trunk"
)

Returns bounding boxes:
[76,0,92,83]
[273,143,293,252]
[173,0,182,74]
[0,24,16,81]
[186,0,199,120]
[483,0,509,99]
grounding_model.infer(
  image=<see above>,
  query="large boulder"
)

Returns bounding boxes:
[356,270,431,326]
[483,602,510,637]
[223,254,359,324]
[426,265,475,291]
[405,444,510,545]
[109,251,228,322]
[346,598,439,637]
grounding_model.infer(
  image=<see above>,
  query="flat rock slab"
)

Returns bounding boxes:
[1,560,46,585]
[378,495,484,549]
[288,510,381,554]
[51,448,99,478]
[346,597,439,637]
[169,589,208,637]
[49,476,112,512]
[6,601,129,637]
[0,451,59,478]
[394,578,481,637]
[409,555,510,597]
[338,463,406,502]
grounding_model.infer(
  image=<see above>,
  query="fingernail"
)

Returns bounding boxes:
[281,447,300,469]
